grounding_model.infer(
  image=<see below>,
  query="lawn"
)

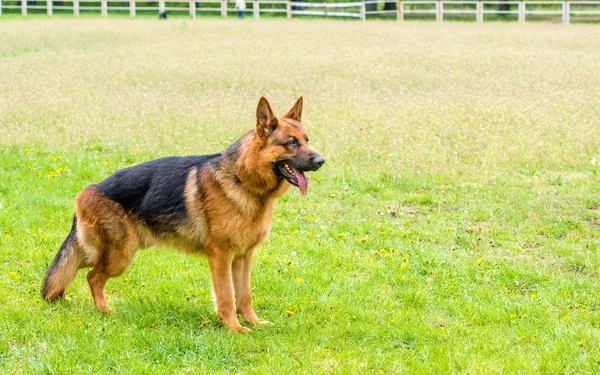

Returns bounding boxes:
[1,20,599,374]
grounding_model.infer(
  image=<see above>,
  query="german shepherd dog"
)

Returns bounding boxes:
[42,97,324,333]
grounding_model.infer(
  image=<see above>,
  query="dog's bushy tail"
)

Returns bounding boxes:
[42,216,81,301]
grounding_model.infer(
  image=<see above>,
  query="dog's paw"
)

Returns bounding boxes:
[229,325,252,333]
[254,319,271,326]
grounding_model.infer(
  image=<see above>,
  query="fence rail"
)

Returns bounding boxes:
[1,0,599,22]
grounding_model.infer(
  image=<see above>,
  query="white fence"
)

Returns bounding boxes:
[1,0,599,22]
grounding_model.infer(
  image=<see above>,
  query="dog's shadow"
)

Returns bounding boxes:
[114,296,220,330]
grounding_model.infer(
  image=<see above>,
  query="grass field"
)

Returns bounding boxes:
[1,20,600,374]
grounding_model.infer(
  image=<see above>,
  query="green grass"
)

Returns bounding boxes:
[1,20,600,374]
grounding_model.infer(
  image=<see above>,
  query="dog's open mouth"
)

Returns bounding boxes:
[276,162,309,195]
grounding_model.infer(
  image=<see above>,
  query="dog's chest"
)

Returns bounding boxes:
[222,208,273,253]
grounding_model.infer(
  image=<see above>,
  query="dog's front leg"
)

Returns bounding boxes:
[232,247,271,326]
[207,248,250,333]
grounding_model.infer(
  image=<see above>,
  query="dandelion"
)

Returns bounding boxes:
[401,263,407,270]
[379,231,386,236]
[530,294,536,299]
[55,155,62,160]
[578,341,583,347]
[286,309,294,317]
[336,233,345,238]
[4,234,10,240]
[562,315,569,321]
[476,258,483,266]
[295,277,303,285]
[360,237,367,243]
[510,313,516,319]
[9,271,17,278]
[277,212,283,217]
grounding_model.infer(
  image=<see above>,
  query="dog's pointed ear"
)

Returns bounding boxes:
[283,96,303,122]
[256,97,278,137]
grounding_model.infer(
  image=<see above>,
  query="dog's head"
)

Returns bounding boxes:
[254,97,324,195]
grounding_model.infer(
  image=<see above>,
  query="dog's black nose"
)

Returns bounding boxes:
[312,156,325,169]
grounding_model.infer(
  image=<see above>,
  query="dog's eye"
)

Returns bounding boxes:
[287,138,298,146]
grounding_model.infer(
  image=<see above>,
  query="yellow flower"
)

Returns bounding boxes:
[55,155,62,160]
[476,258,483,266]
[401,263,407,270]
[294,277,303,285]
[379,231,386,236]
[4,234,10,240]
[9,271,17,278]
[336,233,345,238]
[277,213,283,217]
[360,237,367,243]
[286,309,294,317]
[530,294,536,299]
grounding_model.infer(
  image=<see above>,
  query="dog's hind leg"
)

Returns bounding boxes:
[75,186,139,312]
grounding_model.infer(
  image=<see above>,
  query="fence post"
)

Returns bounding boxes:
[518,1,524,23]
[397,0,403,21]
[21,0,27,17]
[189,0,195,19]
[562,1,569,24]
[130,0,135,17]
[476,0,482,22]
[254,0,259,19]
[101,0,107,17]
[360,0,365,20]
[47,0,53,16]
[221,0,226,18]
[0,0,2,17]
[286,0,291,19]
[159,0,165,15]
[436,0,442,22]
[74,0,79,17]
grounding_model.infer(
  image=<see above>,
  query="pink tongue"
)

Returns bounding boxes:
[295,169,308,195]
